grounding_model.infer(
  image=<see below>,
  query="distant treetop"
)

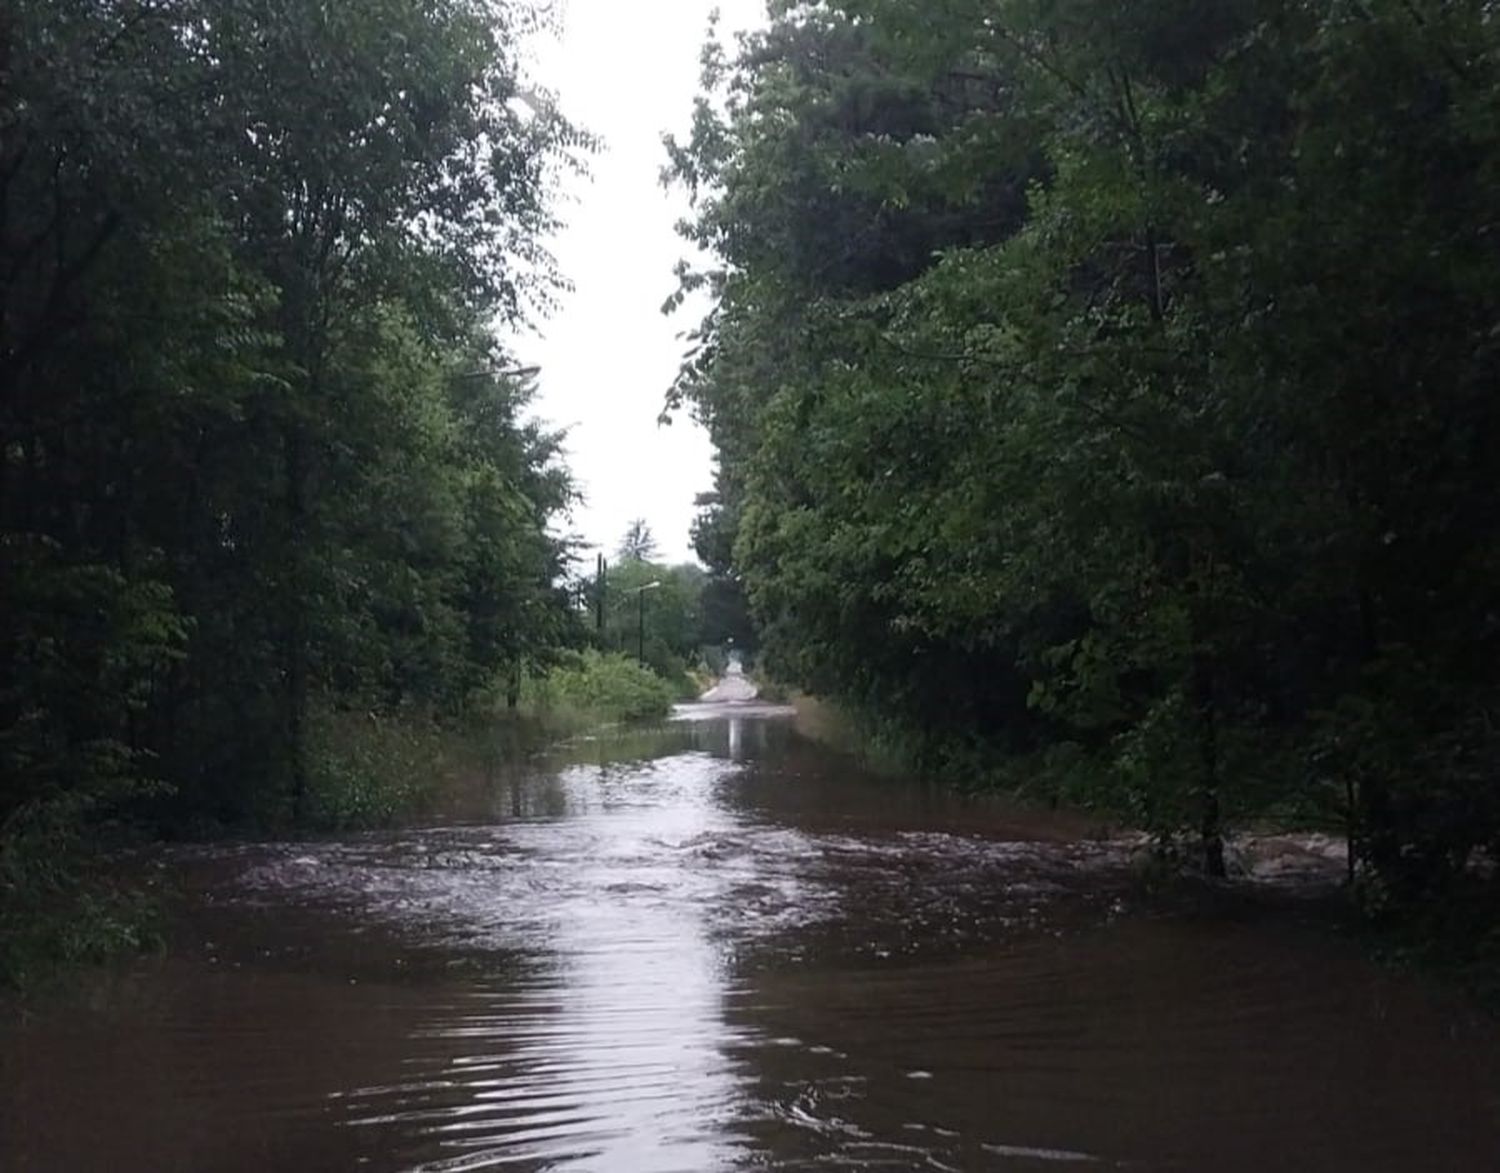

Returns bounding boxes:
[618,519,658,562]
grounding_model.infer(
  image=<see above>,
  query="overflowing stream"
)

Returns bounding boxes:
[4,705,1498,1171]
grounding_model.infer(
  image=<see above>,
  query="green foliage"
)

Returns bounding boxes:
[586,550,717,692]
[0,791,163,989]
[303,706,452,832]
[0,0,588,981]
[0,881,162,992]
[522,651,679,726]
[667,0,1500,919]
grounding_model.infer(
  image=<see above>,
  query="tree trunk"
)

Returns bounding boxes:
[283,420,309,823]
[1193,656,1227,878]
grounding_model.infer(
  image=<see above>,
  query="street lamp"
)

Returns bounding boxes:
[455,365,541,381]
[635,581,662,667]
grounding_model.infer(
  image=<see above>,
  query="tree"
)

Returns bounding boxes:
[1,0,590,979]
[617,519,659,562]
[574,552,717,689]
[666,0,1500,910]
[690,493,756,654]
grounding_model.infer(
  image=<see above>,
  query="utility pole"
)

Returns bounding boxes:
[596,554,606,632]
[635,580,662,666]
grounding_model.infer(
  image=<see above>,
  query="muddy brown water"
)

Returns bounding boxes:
[4,706,1499,1172]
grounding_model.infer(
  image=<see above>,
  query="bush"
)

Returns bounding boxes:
[0,793,162,989]
[521,650,677,726]
[304,706,449,832]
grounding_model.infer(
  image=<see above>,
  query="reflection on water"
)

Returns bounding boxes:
[4,706,1500,1172]
[332,750,751,1172]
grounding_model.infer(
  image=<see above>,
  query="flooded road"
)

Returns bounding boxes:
[4,706,1499,1171]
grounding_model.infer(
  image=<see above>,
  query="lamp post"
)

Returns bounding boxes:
[635,580,662,667]
[455,364,541,381]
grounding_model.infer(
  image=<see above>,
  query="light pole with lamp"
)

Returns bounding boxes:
[635,580,662,667]
[455,365,541,381]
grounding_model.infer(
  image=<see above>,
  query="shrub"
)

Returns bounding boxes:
[0,792,162,989]
[304,706,448,831]
[521,650,677,726]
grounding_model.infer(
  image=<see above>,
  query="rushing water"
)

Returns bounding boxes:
[4,706,1499,1172]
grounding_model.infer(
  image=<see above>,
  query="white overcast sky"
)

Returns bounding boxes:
[513,0,767,566]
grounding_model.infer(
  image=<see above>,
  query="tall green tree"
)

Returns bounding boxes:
[668,0,1500,906]
[1,0,589,978]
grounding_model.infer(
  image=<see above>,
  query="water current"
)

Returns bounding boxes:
[4,705,1498,1171]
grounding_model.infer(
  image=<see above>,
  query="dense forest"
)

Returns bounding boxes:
[0,0,596,975]
[667,0,1500,946]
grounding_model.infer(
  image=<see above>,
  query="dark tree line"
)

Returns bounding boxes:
[1,0,588,969]
[668,0,1500,932]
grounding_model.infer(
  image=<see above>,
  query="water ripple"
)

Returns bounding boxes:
[7,717,1497,1172]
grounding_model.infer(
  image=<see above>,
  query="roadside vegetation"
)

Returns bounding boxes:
[576,518,756,697]
[666,0,1500,976]
[296,518,757,836]
[520,650,680,728]
[0,0,595,985]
